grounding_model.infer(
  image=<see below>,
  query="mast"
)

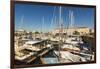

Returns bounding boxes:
[41,16,44,39]
[68,10,74,36]
[50,7,56,40]
[71,10,74,36]
[20,15,24,30]
[58,6,62,61]
[50,7,56,30]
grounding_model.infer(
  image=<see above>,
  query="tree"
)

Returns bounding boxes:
[29,32,32,35]
[34,31,40,34]
[55,33,59,36]
[73,31,80,35]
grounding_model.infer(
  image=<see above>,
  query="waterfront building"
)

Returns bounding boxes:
[52,27,90,35]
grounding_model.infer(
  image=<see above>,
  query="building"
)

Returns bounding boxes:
[90,29,94,34]
[75,27,90,35]
[51,27,90,35]
[15,29,26,36]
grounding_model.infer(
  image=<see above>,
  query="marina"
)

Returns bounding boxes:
[14,3,95,66]
[14,34,95,65]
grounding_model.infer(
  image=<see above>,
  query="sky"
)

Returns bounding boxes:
[15,3,95,32]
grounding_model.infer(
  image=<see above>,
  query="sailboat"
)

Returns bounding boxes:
[53,6,93,63]
[65,10,83,45]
